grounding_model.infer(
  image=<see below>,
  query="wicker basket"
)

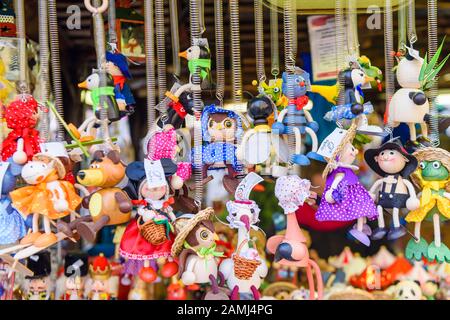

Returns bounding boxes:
[138,217,167,245]
[232,240,261,280]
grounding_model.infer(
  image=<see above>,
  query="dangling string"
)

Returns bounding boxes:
[38,0,50,142]
[270,7,279,78]
[169,0,181,77]
[155,0,167,102]
[254,0,266,84]
[383,0,395,126]
[427,0,439,147]
[144,0,156,131]
[214,0,225,106]
[48,0,65,142]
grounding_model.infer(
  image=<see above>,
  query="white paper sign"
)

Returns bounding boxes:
[0,162,10,195]
[234,172,264,201]
[317,128,348,158]
[40,142,68,158]
[144,159,166,188]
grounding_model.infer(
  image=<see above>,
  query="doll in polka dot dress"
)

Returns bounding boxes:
[1,94,42,164]
[316,123,378,247]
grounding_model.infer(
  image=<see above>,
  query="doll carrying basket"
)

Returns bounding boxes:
[232,240,261,280]
[138,216,167,245]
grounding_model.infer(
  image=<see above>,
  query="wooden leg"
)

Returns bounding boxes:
[408,123,417,141]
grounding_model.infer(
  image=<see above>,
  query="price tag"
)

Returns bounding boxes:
[144,159,167,188]
[0,162,10,195]
[317,128,347,159]
[40,142,68,158]
[235,172,264,201]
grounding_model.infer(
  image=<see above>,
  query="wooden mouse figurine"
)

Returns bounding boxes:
[171,208,224,288]
[364,138,420,240]
[74,150,132,242]
[405,147,450,263]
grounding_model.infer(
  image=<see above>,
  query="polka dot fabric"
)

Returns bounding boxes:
[316,167,378,222]
[147,128,177,161]
[1,95,41,161]
[275,175,311,214]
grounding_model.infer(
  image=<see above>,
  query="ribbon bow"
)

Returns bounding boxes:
[188,59,211,80]
[90,86,115,110]
[132,199,148,206]
[163,197,175,208]
[184,242,224,259]
[289,96,309,111]
[112,75,126,90]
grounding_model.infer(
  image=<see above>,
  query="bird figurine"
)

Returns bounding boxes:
[78,70,121,123]
[179,45,211,87]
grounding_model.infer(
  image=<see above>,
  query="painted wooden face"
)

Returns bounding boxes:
[194,225,216,248]
[375,149,408,175]
[207,113,237,142]
[140,181,167,200]
[419,160,449,181]
[339,143,358,165]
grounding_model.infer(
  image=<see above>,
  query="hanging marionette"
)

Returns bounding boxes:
[86,253,112,300]
[315,123,378,247]
[405,147,450,263]
[387,41,449,149]
[119,159,179,279]
[192,104,243,194]
[272,67,321,165]
[179,45,211,88]
[61,252,88,300]
[266,175,323,300]
[23,251,52,300]
[171,208,224,289]
[252,78,288,110]
[104,51,136,115]
[364,138,420,240]
[1,94,42,164]
[219,173,268,300]
[237,95,290,177]
[9,149,82,248]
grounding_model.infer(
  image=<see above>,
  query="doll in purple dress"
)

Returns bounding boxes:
[316,123,377,246]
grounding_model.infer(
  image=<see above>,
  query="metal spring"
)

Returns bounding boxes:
[407,0,417,46]
[144,0,157,130]
[155,0,167,101]
[270,8,279,77]
[190,0,204,206]
[48,0,65,142]
[335,0,346,106]
[398,0,407,52]
[38,0,50,142]
[346,0,359,57]
[107,0,118,45]
[427,0,439,147]
[214,0,225,105]
[229,0,243,103]
[254,0,266,83]
[283,0,296,163]
[14,0,28,93]
[169,0,181,76]
[384,0,395,126]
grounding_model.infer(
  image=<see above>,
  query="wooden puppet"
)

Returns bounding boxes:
[61,252,88,300]
[364,138,420,240]
[1,94,41,164]
[119,159,178,278]
[10,151,82,248]
[387,43,449,148]
[192,104,243,194]
[87,253,112,300]
[266,175,323,300]
[0,159,26,245]
[23,251,52,300]
[271,68,321,165]
[171,208,224,287]
[252,78,288,111]
[315,123,378,247]
[78,70,121,123]
[178,45,211,88]
[405,147,450,263]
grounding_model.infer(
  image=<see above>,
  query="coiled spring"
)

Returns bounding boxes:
[229,0,243,103]
[270,8,279,77]
[346,0,359,57]
[144,0,157,130]
[155,0,167,101]
[48,0,65,141]
[384,0,395,127]
[214,0,225,105]
[169,0,181,77]
[407,0,417,46]
[397,0,407,52]
[14,0,27,93]
[254,0,265,83]
[335,0,346,107]
[427,0,439,147]
[38,0,50,142]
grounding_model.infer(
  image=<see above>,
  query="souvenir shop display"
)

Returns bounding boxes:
[0,0,449,304]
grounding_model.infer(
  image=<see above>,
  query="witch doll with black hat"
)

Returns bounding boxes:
[119,158,179,279]
[364,138,420,240]
[23,251,53,300]
[61,252,88,300]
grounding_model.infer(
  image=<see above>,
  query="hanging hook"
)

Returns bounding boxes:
[84,0,109,14]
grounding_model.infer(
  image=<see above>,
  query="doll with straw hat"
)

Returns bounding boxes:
[315,122,377,247]
[171,208,224,287]
[405,147,450,263]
